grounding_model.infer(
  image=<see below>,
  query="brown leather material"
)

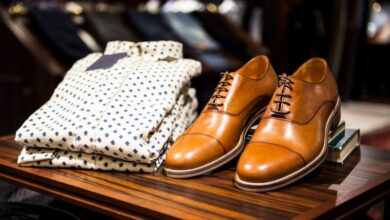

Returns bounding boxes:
[185,96,270,153]
[167,134,225,170]
[165,56,278,175]
[236,58,340,187]
[236,142,306,182]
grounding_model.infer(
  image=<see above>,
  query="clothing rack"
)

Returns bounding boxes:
[0,2,266,135]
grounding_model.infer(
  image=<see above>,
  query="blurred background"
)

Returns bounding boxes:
[0,1,389,219]
[0,0,389,149]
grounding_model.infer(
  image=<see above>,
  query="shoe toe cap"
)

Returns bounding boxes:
[236,142,306,183]
[166,134,226,170]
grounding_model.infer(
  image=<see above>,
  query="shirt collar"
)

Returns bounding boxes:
[104,41,183,60]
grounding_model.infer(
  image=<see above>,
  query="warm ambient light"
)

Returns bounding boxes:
[372,2,382,13]
[8,3,27,15]
[207,3,218,13]
[65,2,83,15]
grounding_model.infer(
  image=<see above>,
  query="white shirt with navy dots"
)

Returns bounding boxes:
[15,41,201,173]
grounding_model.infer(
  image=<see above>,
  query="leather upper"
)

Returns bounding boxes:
[166,56,278,170]
[237,58,340,183]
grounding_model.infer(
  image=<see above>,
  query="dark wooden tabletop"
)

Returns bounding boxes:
[0,135,389,219]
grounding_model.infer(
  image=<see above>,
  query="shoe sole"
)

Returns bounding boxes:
[234,97,341,192]
[164,107,267,179]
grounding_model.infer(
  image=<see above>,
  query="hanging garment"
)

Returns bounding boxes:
[84,11,138,47]
[192,12,253,61]
[125,10,181,42]
[124,10,199,64]
[162,12,234,72]
[29,8,92,62]
[162,12,220,52]
[15,41,201,172]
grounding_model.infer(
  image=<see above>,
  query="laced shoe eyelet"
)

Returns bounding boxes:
[208,72,234,110]
[270,73,294,118]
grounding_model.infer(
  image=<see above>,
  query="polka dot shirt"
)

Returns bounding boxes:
[15,41,201,173]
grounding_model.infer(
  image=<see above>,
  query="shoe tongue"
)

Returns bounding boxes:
[235,56,268,79]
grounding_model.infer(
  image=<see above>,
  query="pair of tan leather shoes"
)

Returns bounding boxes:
[164,56,341,192]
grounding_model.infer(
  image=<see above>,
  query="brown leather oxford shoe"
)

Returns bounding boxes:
[235,58,341,191]
[164,56,278,178]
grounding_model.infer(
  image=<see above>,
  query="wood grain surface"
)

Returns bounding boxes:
[0,135,389,219]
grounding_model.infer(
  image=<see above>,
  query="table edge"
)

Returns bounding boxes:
[297,171,390,219]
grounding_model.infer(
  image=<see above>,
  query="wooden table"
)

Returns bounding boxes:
[0,135,389,219]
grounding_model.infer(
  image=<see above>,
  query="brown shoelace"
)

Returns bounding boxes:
[208,72,234,110]
[270,73,294,118]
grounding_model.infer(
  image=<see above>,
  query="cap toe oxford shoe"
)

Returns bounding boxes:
[235,58,341,191]
[164,56,278,178]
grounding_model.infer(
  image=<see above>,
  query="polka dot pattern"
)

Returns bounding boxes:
[17,146,164,172]
[15,41,201,173]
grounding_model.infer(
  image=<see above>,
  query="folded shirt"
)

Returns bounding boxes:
[15,41,201,172]
[17,87,197,172]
